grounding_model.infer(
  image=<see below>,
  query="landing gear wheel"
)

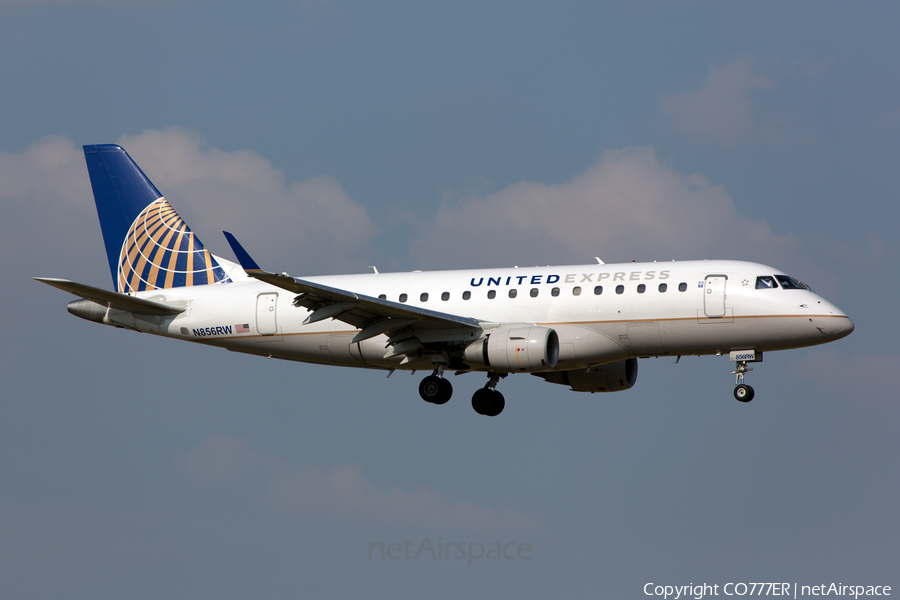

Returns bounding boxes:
[731,358,756,403]
[419,375,452,404]
[484,390,505,416]
[471,388,491,414]
[472,388,505,416]
[734,384,755,403]
[433,378,452,405]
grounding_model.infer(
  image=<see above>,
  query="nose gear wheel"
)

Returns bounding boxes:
[732,360,755,403]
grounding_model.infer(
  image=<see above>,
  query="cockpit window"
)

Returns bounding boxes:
[775,275,809,290]
[756,276,778,289]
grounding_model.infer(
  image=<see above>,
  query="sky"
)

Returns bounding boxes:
[1,1,898,598]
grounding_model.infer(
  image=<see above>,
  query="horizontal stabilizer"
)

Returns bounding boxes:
[34,278,184,316]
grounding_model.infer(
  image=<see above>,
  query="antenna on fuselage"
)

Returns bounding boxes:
[594,257,604,265]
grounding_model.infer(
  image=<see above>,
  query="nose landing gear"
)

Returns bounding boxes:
[732,359,755,403]
[734,383,754,402]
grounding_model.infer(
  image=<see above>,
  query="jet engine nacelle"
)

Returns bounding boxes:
[552,324,630,368]
[464,326,559,372]
[533,358,638,393]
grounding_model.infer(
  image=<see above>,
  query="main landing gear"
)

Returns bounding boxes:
[417,368,507,416]
[732,359,755,403]
[471,372,507,417]
[418,366,452,405]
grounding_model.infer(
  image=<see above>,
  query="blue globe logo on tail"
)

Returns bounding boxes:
[118,198,231,293]
[83,144,231,293]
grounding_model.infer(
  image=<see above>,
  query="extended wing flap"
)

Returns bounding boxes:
[34,278,184,316]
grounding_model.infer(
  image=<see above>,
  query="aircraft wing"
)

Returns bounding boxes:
[223,232,483,346]
[34,277,185,316]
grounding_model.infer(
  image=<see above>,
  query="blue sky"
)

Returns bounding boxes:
[1,2,898,598]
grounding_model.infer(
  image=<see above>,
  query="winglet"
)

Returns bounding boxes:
[223,231,262,272]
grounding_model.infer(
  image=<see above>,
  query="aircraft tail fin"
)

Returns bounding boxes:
[83,144,231,293]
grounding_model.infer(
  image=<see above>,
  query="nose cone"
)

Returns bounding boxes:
[829,315,854,339]
[818,300,854,339]
[810,295,854,341]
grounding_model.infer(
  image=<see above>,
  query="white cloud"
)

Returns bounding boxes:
[5,131,841,295]
[0,135,85,200]
[0,136,100,278]
[117,128,378,274]
[661,59,775,144]
[182,435,537,533]
[1,130,377,282]
[410,146,812,277]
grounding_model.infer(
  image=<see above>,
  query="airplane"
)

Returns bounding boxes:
[36,144,854,416]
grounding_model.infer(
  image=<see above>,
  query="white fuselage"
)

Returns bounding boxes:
[107,259,853,373]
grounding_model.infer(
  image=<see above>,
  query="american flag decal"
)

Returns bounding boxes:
[236,323,250,333]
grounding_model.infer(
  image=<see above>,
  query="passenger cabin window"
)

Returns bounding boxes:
[378,294,387,300]
[572,286,582,296]
[616,285,624,294]
[551,287,560,297]
[756,276,778,289]
[530,288,539,297]
[678,282,687,292]
[637,284,646,293]
[487,290,496,299]
[594,285,603,295]
[462,291,471,300]
[441,292,450,301]
[509,289,517,298]
[399,293,408,303]
[420,293,429,302]
[775,275,808,290]
[658,283,667,293]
